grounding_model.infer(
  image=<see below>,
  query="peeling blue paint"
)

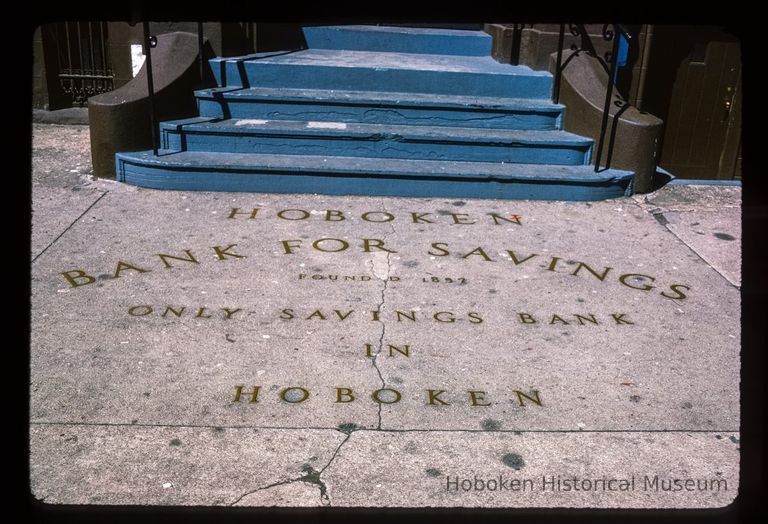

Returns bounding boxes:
[159,118,591,165]
[231,50,552,99]
[195,87,565,131]
[117,25,636,200]
[303,25,493,56]
[116,150,632,200]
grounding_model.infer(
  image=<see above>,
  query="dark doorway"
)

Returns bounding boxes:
[643,26,741,180]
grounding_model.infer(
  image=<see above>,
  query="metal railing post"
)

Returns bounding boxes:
[197,22,204,82]
[594,25,621,172]
[552,24,565,103]
[142,21,158,156]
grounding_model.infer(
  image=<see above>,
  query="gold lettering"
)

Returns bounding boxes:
[427,389,449,405]
[312,238,349,252]
[546,256,561,272]
[157,249,199,269]
[506,250,538,265]
[223,308,242,319]
[195,307,212,319]
[372,388,402,404]
[619,273,656,291]
[306,310,327,320]
[661,284,691,300]
[450,213,476,225]
[227,207,259,219]
[515,390,542,406]
[61,269,96,288]
[162,306,185,318]
[572,262,613,281]
[549,314,569,325]
[611,313,634,325]
[361,211,395,223]
[395,310,417,322]
[574,313,598,325]
[433,311,455,323]
[387,344,410,357]
[113,261,150,279]
[280,308,295,320]
[335,387,355,403]
[212,244,246,260]
[462,247,493,261]
[325,210,346,221]
[411,212,435,223]
[280,387,310,403]
[489,213,521,225]
[363,238,397,253]
[518,313,536,324]
[469,390,491,406]
[364,343,374,357]
[428,242,450,257]
[277,209,310,220]
[128,305,152,316]
[233,385,260,403]
[334,310,354,320]
[468,312,484,324]
[281,239,302,254]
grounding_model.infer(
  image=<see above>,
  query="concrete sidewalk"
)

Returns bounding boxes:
[30,124,741,508]
[32,124,742,286]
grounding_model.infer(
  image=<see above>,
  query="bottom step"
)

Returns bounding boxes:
[115,150,634,201]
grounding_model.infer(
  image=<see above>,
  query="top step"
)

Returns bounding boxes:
[302,25,493,56]
[212,50,552,99]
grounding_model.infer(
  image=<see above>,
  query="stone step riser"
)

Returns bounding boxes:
[218,61,552,99]
[196,97,563,131]
[160,126,591,166]
[116,158,631,201]
[302,25,493,56]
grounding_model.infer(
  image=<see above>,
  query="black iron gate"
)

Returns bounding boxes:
[50,21,114,106]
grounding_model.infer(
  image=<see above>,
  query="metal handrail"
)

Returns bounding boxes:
[142,22,206,156]
[594,25,631,173]
[197,22,204,82]
[551,23,632,172]
[142,22,158,155]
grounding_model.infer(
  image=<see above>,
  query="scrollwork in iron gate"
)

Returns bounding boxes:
[52,21,114,106]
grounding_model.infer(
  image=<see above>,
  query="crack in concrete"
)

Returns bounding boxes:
[311,430,353,505]
[32,190,109,264]
[228,429,353,507]
[629,199,741,290]
[371,273,388,430]
[229,476,301,506]
[365,199,397,430]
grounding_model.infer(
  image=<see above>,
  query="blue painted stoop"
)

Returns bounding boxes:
[116,25,634,200]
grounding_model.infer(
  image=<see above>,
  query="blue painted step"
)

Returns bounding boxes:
[115,24,637,201]
[196,86,564,131]
[160,117,592,165]
[302,25,493,56]
[115,150,633,201]
[212,49,552,99]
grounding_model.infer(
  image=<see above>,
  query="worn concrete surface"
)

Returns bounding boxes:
[29,124,741,508]
[32,108,89,125]
[633,185,742,287]
[31,124,104,260]
[30,425,346,506]
[323,430,738,508]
